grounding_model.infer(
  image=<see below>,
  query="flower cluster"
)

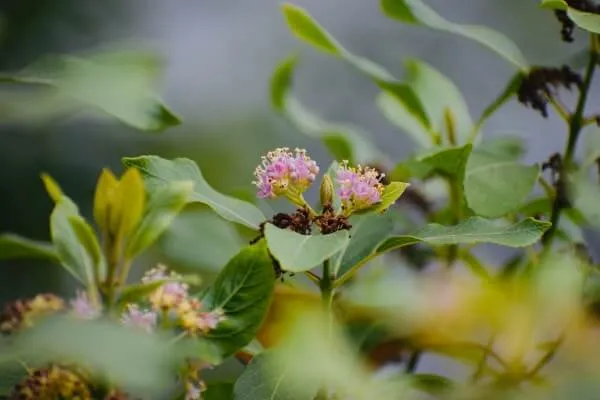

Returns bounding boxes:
[138,265,225,336]
[10,364,92,400]
[0,293,64,334]
[253,149,387,215]
[336,161,385,214]
[253,147,319,199]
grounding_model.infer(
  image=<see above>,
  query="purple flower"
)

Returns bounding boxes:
[336,161,385,213]
[121,304,158,333]
[70,290,101,320]
[253,148,319,199]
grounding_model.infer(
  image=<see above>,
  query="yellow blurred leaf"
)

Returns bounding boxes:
[93,168,119,232]
[40,173,64,204]
[111,168,146,241]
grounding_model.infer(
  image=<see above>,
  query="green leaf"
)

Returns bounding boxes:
[50,198,96,285]
[125,181,193,258]
[116,275,201,308]
[205,383,235,400]
[569,171,600,226]
[0,50,180,131]
[3,316,202,397]
[478,135,526,161]
[403,59,474,144]
[376,88,433,148]
[123,155,265,230]
[0,362,27,396]
[0,234,59,262]
[281,4,338,54]
[68,215,105,283]
[264,224,350,272]
[415,144,473,179]
[201,241,276,357]
[334,214,395,277]
[464,150,539,218]
[270,56,383,164]
[581,125,600,168]
[279,5,433,150]
[476,73,525,130]
[156,207,246,273]
[233,351,319,400]
[541,0,600,34]
[411,374,455,395]
[380,0,528,70]
[377,217,550,252]
[374,182,411,213]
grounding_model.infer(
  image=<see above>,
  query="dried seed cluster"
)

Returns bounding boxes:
[0,294,64,334]
[518,66,582,117]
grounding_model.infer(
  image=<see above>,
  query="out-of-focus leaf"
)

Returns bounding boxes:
[380,0,528,70]
[0,363,27,396]
[464,150,539,218]
[113,168,146,241]
[201,241,276,357]
[125,181,193,259]
[123,156,265,230]
[271,308,410,400]
[334,214,395,277]
[93,169,119,232]
[233,351,319,400]
[50,198,95,285]
[403,59,474,144]
[581,125,600,168]
[377,217,550,252]
[0,50,180,131]
[205,383,235,400]
[415,144,473,179]
[280,5,433,149]
[0,234,58,262]
[68,215,105,283]
[569,171,600,226]
[156,207,246,273]
[476,73,525,130]
[478,135,526,161]
[411,374,455,395]
[541,0,600,34]
[264,224,350,272]
[2,316,205,397]
[270,56,383,164]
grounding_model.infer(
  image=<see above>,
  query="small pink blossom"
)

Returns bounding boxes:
[142,265,189,310]
[336,161,385,213]
[253,148,319,199]
[121,304,157,333]
[195,309,226,333]
[70,290,101,320]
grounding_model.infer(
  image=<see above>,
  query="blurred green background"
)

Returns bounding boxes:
[0,0,595,304]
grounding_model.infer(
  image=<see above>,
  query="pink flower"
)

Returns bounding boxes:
[336,161,385,213]
[253,148,319,199]
[142,265,190,310]
[121,304,157,333]
[70,290,101,320]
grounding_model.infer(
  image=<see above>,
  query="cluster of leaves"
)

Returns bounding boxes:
[3,1,600,399]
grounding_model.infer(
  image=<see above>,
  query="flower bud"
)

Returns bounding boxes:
[319,174,334,207]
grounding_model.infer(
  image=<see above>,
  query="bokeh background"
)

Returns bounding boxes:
[0,0,597,305]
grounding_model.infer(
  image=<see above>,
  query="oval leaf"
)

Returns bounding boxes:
[464,150,539,218]
[201,241,276,357]
[0,50,180,131]
[374,182,411,213]
[233,351,319,400]
[264,224,350,272]
[377,217,550,252]
[380,0,528,70]
[122,155,265,230]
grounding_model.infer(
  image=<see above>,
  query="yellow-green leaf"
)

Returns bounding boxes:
[116,168,146,239]
[282,4,338,54]
[375,182,410,213]
[541,0,600,34]
[40,173,64,204]
[93,168,119,232]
